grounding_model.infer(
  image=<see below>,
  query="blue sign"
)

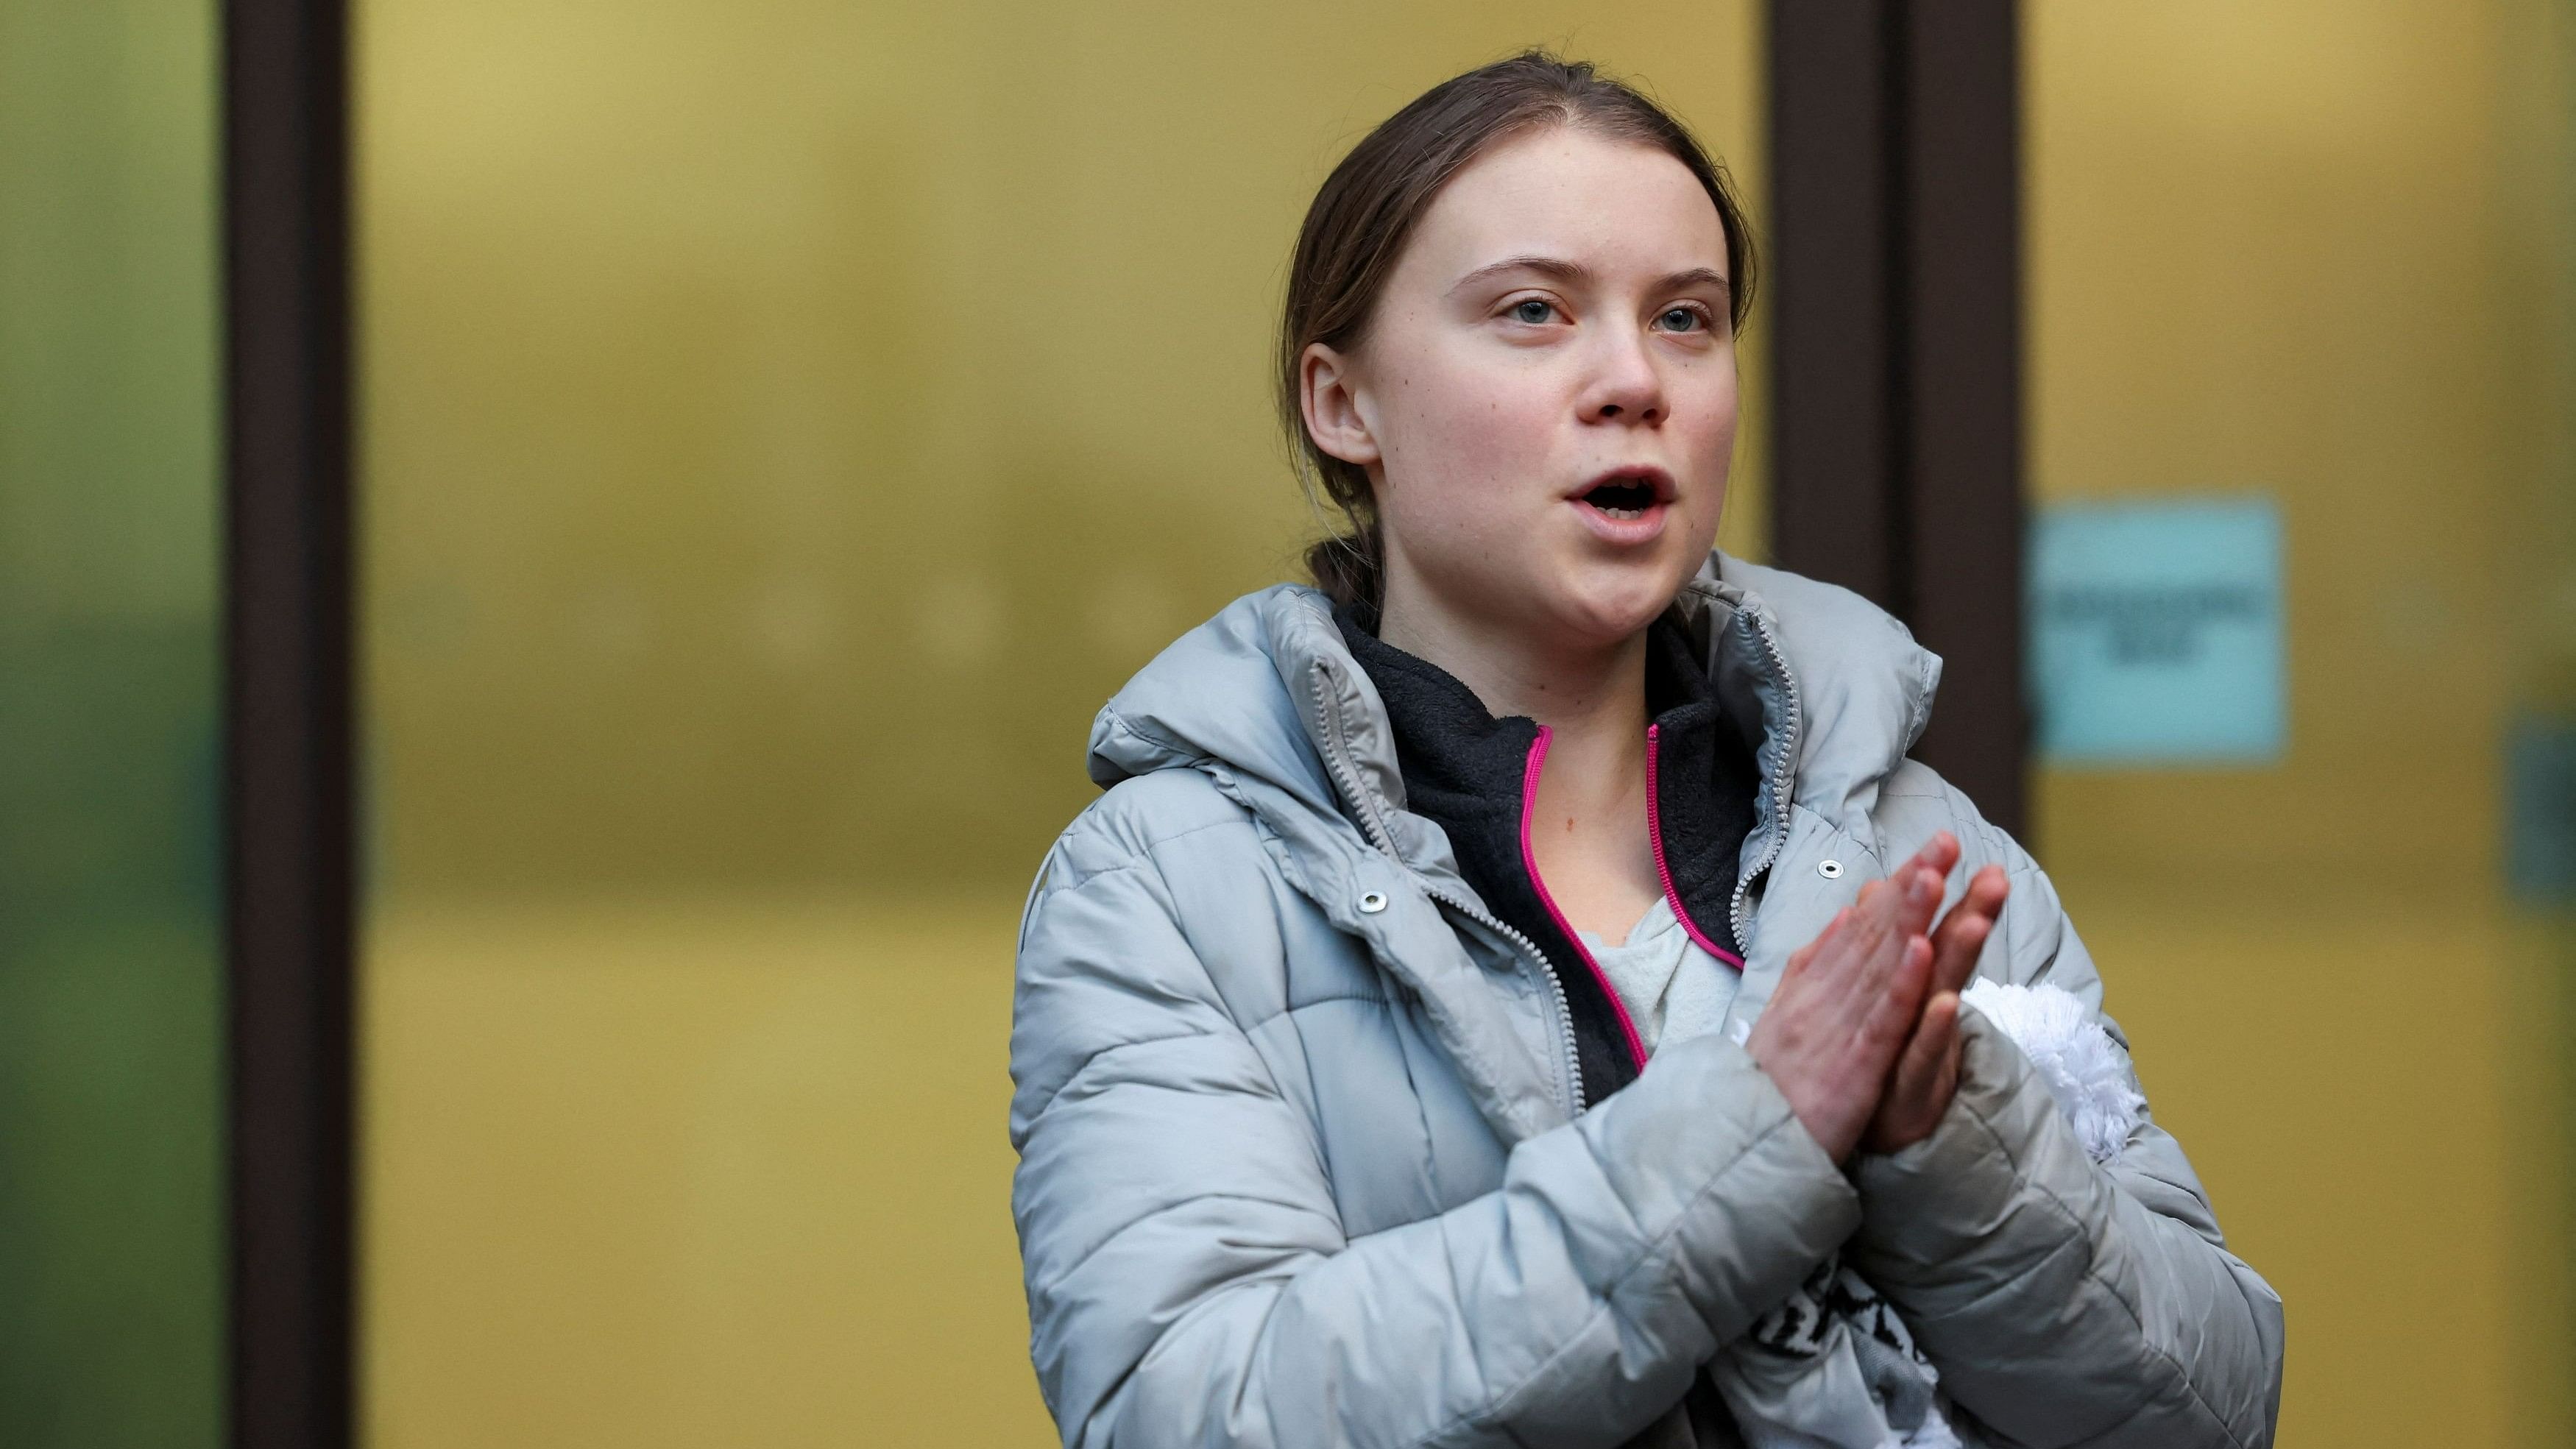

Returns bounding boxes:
[2507,713,2576,903]
[2028,497,2285,766]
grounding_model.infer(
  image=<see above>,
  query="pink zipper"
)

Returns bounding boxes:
[1521,727,1649,1071]
[1645,723,1747,968]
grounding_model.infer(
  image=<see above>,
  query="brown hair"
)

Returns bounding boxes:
[1278,50,1758,606]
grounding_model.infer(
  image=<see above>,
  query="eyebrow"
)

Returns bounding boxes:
[1446,255,1733,302]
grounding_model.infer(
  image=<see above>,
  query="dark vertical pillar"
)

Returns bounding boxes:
[1767,1,1904,617]
[222,0,354,1445]
[1768,0,2029,839]
[1896,1,2025,838]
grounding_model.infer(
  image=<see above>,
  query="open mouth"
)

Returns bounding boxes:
[1580,478,1660,520]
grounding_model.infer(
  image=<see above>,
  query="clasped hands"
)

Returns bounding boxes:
[1744,832,2011,1162]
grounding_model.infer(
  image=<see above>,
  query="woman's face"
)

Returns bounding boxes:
[1302,124,1739,651]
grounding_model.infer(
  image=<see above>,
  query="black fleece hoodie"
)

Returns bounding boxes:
[1335,601,1761,1107]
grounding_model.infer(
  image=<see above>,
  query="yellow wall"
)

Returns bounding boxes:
[355,0,1769,904]
[364,901,1042,1443]
[355,6,1764,1445]
[2025,2,2572,1442]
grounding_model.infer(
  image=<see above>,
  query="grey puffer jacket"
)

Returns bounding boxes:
[1009,555,2285,1449]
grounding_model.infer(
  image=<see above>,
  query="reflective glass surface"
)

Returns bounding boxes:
[0,0,226,1442]
[355,7,1765,1442]
[2027,4,2576,1439]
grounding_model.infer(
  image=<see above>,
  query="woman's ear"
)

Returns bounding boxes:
[1300,341,1381,468]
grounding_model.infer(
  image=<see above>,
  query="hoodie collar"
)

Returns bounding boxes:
[1326,599,1763,1107]
[1080,557,1942,1135]
[1086,556,1940,859]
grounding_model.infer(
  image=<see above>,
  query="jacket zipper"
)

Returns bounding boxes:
[1728,609,1805,949]
[1308,665,1588,1116]
[1303,601,1802,1108]
[1642,723,1746,968]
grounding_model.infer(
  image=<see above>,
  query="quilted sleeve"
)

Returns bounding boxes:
[1850,776,2285,1448]
[1011,817,1864,1449]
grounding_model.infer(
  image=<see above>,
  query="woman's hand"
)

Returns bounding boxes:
[1860,860,2011,1155]
[1745,837,1954,1161]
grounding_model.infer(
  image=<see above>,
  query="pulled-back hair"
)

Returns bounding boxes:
[1278,50,1758,606]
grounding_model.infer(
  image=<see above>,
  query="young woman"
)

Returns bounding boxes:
[1009,53,2282,1449]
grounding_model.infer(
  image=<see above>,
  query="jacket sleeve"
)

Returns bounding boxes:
[1844,829,2286,1449]
[1010,837,1861,1449]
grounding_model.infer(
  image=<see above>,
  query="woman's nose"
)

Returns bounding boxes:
[1585,334,1665,423]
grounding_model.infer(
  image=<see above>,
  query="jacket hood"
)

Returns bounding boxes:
[1080,553,1943,1144]
[1086,553,1942,844]
[1683,554,1945,830]
[1085,584,1376,818]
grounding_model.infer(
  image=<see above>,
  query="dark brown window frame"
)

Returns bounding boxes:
[1770,0,2029,839]
[224,0,354,1445]
[208,5,2028,1445]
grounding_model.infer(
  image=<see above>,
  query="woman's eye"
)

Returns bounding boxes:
[1510,299,1557,325]
[1657,306,1706,332]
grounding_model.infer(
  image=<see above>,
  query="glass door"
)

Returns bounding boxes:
[0,1,227,1442]
[2024,4,2575,1442]
[353,6,1768,1444]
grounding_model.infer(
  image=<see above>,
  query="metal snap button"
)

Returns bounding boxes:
[1359,890,1389,914]
[1817,860,1844,879]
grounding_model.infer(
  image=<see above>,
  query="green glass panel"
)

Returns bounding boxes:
[0,0,226,1443]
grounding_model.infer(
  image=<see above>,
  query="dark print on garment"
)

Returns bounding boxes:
[1335,600,1761,1107]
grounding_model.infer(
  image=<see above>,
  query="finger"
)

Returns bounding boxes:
[1930,1027,1964,1121]
[1847,874,1901,932]
[1894,830,1961,884]
[1845,871,1940,1022]
[1894,832,1960,909]
[1886,842,1954,939]
[1928,908,1993,998]
[1784,907,1851,979]
[1885,989,1960,1109]
[1892,865,1945,938]
[1859,935,1935,1057]
[1811,878,1927,1048]
[1819,883,1902,987]
[1880,865,1945,969]
[1814,904,1853,947]
[1936,863,2010,932]
[1928,865,2009,994]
